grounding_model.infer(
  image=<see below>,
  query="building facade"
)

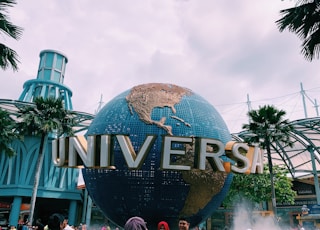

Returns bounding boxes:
[0,50,94,228]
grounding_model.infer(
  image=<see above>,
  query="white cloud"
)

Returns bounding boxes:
[1,0,319,133]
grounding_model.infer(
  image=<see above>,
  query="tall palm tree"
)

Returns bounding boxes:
[276,0,320,61]
[0,107,20,156]
[0,0,23,71]
[16,97,77,225]
[241,105,294,218]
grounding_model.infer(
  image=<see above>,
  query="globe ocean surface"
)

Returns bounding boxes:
[83,83,233,229]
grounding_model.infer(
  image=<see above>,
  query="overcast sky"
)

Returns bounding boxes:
[1,0,320,133]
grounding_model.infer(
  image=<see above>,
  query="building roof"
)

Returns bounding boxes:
[232,117,320,180]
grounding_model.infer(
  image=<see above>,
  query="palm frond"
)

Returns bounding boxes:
[276,0,320,61]
[16,97,77,137]
[0,43,20,71]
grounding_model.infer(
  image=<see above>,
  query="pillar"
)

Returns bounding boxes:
[9,196,22,227]
[68,200,78,226]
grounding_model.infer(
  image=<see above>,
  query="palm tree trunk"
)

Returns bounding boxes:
[266,141,277,218]
[28,133,49,225]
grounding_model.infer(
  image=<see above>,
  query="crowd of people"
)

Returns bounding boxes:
[45,214,89,230]
[12,215,86,230]
[7,214,194,230]
[5,206,317,230]
[123,216,191,230]
[41,214,192,230]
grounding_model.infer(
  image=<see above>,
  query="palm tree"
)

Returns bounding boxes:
[276,0,320,61]
[0,0,23,71]
[241,105,294,218]
[16,97,77,225]
[0,107,20,156]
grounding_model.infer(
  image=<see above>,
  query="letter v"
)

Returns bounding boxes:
[116,135,156,169]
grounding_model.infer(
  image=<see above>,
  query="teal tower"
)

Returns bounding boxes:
[18,50,73,109]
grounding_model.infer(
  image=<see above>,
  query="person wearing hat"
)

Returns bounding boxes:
[124,216,147,230]
[157,221,170,230]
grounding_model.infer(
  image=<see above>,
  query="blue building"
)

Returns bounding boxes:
[0,50,94,228]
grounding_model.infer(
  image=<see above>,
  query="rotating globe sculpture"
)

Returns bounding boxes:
[83,83,233,229]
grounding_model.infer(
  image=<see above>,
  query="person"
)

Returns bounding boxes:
[157,221,169,230]
[62,217,73,230]
[178,217,190,230]
[124,216,147,230]
[22,222,28,230]
[100,225,110,230]
[35,219,44,230]
[47,213,65,230]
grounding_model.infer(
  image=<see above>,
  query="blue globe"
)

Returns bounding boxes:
[83,83,233,229]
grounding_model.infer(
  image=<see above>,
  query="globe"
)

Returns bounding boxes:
[83,83,233,229]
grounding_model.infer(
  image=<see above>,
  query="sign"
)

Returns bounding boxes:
[0,202,10,209]
[52,135,264,174]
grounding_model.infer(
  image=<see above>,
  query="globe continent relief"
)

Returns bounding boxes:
[83,83,233,229]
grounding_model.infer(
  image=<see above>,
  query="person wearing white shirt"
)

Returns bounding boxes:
[63,218,73,230]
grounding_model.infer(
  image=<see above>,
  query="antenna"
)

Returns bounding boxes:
[300,82,319,117]
[247,94,252,123]
[95,94,104,114]
[300,82,308,118]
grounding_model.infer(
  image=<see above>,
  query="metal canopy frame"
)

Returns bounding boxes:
[232,117,320,180]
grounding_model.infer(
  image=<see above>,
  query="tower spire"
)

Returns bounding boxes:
[18,49,73,110]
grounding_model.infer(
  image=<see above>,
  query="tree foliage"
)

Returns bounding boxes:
[0,107,20,156]
[242,105,294,149]
[276,0,320,61]
[16,97,76,137]
[223,165,297,207]
[0,0,23,71]
[241,105,294,215]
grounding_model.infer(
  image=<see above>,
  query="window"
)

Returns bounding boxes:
[56,55,63,70]
[44,69,51,80]
[54,71,61,82]
[45,52,54,67]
